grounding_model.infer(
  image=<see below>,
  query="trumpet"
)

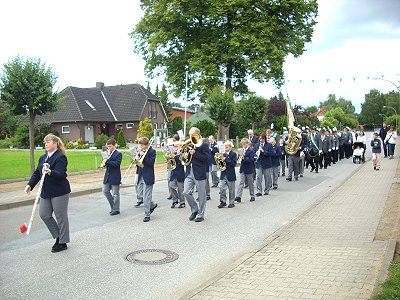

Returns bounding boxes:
[215,153,226,172]
[179,133,203,166]
[236,148,244,167]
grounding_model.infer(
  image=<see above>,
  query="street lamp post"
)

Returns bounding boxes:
[373,77,400,92]
[383,105,398,130]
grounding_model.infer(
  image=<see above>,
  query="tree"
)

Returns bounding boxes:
[205,86,235,139]
[304,105,318,115]
[136,118,154,141]
[319,94,355,115]
[236,93,267,130]
[0,56,59,172]
[192,119,217,138]
[0,99,20,138]
[359,89,385,127]
[171,116,184,134]
[131,0,318,98]
[117,129,127,148]
[158,84,173,121]
[266,96,286,123]
[323,107,357,129]
[384,91,400,117]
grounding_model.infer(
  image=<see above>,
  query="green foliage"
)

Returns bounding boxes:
[323,107,357,129]
[0,99,20,138]
[0,137,16,149]
[192,119,217,138]
[117,129,127,148]
[158,84,172,121]
[384,91,400,116]
[359,89,386,126]
[230,117,251,139]
[137,118,153,140]
[304,105,318,115]
[385,115,399,129]
[236,93,267,130]
[320,116,339,129]
[95,134,109,149]
[131,0,318,98]
[171,116,183,134]
[372,259,400,300]
[15,125,30,148]
[319,94,355,115]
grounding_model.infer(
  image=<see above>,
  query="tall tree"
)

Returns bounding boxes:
[359,89,385,127]
[158,84,173,121]
[205,86,235,139]
[319,94,355,114]
[0,56,59,172]
[0,99,20,138]
[236,93,267,130]
[131,0,318,98]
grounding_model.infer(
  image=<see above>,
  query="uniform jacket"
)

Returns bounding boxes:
[331,134,339,149]
[220,150,237,181]
[320,135,332,153]
[239,147,254,174]
[136,146,156,185]
[103,149,122,185]
[279,144,286,160]
[338,131,345,146]
[170,154,185,182]
[343,131,352,145]
[185,142,208,180]
[208,142,219,165]
[28,149,71,199]
[308,133,320,153]
[269,143,281,167]
[260,143,272,168]
[248,135,258,146]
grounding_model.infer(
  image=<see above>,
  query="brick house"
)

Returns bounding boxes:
[31,82,168,143]
[170,107,195,121]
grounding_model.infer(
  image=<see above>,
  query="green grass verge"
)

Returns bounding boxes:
[0,149,165,180]
[372,259,400,300]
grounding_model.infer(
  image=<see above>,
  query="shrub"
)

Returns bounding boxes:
[0,137,16,148]
[192,119,217,138]
[15,125,30,148]
[95,134,109,149]
[136,118,153,141]
[117,129,127,148]
[65,141,74,149]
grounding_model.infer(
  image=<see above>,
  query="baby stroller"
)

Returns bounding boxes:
[352,142,365,164]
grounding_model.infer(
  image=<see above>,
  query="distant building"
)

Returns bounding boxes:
[23,82,168,143]
[315,109,326,122]
[170,107,195,121]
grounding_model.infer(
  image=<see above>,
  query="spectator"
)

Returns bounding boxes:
[384,126,397,159]
[379,123,389,157]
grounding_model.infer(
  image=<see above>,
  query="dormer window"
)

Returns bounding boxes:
[85,100,96,111]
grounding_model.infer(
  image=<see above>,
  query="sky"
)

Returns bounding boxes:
[0,0,399,113]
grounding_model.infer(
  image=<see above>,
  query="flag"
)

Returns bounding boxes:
[286,100,295,129]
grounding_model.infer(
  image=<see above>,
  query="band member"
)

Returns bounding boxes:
[343,127,353,159]
[135,137,157,222]
[208,135,219,187]
[235,138,255,203]
[218,141,237,208]
[379,122,389,157]
[247,129,258,146]
[170,140,185,208]
[320,129,332,169]
[167,134,180,200]
[338,129,345,160]
[25,134,71,253]
[279,138,286,177]
[308,127,321,173]
[299,128,308,177]
[102,138,122,216]
[254,133,271,195]
[182,127,209,222]
[286,133,302,181]
[269,137,281,189]
[331,128,339,164]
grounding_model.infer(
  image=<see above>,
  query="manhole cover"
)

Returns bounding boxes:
[126,249,179,265]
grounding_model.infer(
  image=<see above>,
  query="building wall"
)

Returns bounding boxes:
[53,123,83,142]
[170,109,194,121]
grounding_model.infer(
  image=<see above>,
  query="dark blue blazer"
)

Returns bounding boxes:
[279,144,286,160]
[260,143,272,169]
[136,146,156,185]
[103,150,122,185]
[208,142,219,166]
[301,132,309,151]
[269,143,281,167]
[28,149,71,198]
[170,154,185,182]
[239,147,254,174]
[185,142,208,180]
[220,151,237,181]
[253,142,261,169]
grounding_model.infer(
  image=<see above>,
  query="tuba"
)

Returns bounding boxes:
[179,133,203,166]
[285,126,302,155]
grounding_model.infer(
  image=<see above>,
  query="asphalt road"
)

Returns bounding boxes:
[0,155,365,300]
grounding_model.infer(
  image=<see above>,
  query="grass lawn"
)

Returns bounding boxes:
[0,149,165,180]
[372,259,400,300]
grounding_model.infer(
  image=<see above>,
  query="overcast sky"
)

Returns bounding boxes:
[0,0,399,113]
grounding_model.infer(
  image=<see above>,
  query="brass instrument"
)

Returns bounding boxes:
[285,126,302,155]
[179,133,203,166]
[215,153,226,172]
[162,138,177,170]
[236,148,244,167]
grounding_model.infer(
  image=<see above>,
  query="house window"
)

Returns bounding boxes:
[152,102,157,118]
[148,102,152,118]
[62,125,70,134]
[115,123,123,130]
[126,123,134,129]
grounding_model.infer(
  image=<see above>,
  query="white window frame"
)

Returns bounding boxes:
[126,123,134,129]
[115,123,123,129]
[62,125,70,134]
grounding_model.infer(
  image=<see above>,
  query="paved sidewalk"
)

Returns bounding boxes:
[184,157,399,300]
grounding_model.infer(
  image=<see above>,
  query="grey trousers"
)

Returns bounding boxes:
[236,173,254,198]
[39,194,70,244]
[287,155,300,178]
[256,167,272,194]
[136,177,155,217]
[209,164,219,185]
[299,155,305,176]
[272,166,279,188]
[205,171,211,198]
[183,168,207,218]
[280,159,286,175]
[219,177,235,205]
[169,179,185,204]
[102,183,120,212]
[167,170,173,197]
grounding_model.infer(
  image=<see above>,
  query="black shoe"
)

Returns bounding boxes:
[212,184,219,188]
[52,238,59,250]
[324,167,327,169]
[244,185,248,188]
[300,174,303,178]
[295,177,299,181]
[143,216,150,222]
[189,211,198,221]
[171,202,178,208]
[178,203,186,208]
[273,186,278,190]
[250,197,255,202]
[52,243,67,253]
[207,196,211,200]
[167,195,172,200]
[218,202,227,208]
[110,211,120,216]
[134,202,143,208]
[282,173,285,176]
[315,170,319,173]
[264,191,269,195]
[150,204,158,214]
[374,166,376,170]
[194,217,204,222]
[228,204,235,208]
[256,193,262,197]
[286,177,292,181]
[235,197,241,203]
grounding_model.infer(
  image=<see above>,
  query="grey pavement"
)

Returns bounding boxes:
[0,142,398,300]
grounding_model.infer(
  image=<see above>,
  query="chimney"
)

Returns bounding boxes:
[96,82,104,90]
